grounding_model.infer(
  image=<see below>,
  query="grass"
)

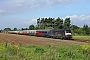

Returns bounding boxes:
[0,41,90,60]
[73,36,90,40]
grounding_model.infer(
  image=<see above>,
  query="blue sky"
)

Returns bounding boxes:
[0,0,90,29]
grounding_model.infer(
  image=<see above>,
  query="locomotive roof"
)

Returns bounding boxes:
[53,28,70,31]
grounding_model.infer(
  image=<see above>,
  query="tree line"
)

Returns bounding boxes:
[1,17,90,35]
[37,17,70,29]
[71,24,90,35]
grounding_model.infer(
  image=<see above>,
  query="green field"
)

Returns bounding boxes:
[0,41,90,60]
[73,36,90,40]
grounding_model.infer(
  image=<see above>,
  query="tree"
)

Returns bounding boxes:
[13,28,17,31]
[55,17,63,29]
[21,28,28,30]
[0,30,2,33]
[88,27,90,35]
[40,18,45,29]
[4,28,11,31]
[44,18,48,27]
[36,17,71,29]
[37,18,40,28]
[51,18,55,28]
[64,18,71,28]
[83,24,89,35]
[70,25,79,31]
[77,28,84,35]
[29,24,35,30]
[51,18,54,27]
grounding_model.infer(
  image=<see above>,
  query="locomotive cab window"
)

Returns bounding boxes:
[65,30,71,33]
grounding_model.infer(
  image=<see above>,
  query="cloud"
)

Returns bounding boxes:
[22,15,90,28]
[23,19,37,25]
[0,0,81,14]
[64,15,90,27]
[0,15,90,29]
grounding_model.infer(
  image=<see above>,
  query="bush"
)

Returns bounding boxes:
[0,42,90,60]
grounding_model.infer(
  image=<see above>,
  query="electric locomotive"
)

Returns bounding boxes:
[50,28,72,39]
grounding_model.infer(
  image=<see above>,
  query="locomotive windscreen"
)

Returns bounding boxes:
[66,30,71,33]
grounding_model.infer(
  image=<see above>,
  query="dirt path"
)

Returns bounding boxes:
[0,33,88,46]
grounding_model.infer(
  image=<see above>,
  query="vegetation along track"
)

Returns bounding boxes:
[0,33,89,46]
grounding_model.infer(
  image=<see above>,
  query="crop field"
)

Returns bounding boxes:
[0,33,90,60]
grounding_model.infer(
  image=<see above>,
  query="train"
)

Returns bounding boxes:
[8,28,72,40]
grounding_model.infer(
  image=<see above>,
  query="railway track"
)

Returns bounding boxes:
[36,37,89,44]
[0,33,89,45]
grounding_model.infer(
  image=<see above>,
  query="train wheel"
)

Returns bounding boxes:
[61,37,63,40]
[53,36,55,39]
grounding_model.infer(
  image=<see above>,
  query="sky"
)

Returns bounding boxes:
[0,0,90,29]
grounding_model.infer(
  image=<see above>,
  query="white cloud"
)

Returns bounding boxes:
[22,19,37,25]
[64,15,90,27]
[22,15,90,27]
[0,15,90,29]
